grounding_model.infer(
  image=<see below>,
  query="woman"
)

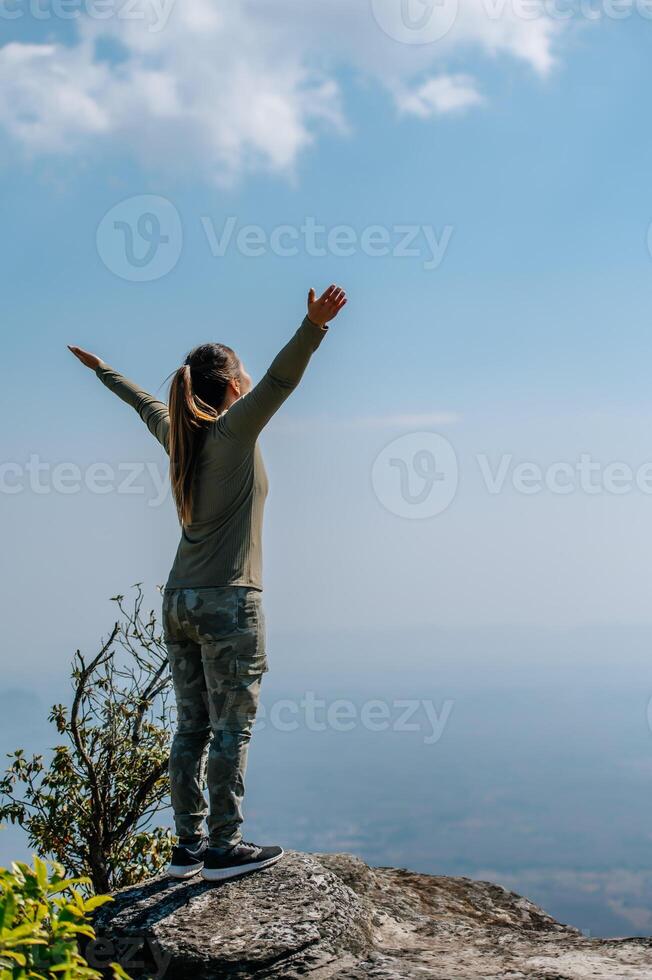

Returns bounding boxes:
[69,284,347,882]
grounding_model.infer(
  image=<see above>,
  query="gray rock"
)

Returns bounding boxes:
[92,851,652,979]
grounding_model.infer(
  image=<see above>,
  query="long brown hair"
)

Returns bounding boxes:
[168,342,240,525]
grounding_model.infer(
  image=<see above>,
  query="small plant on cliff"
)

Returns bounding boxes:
[0,587,174,894]
[0,854,130,980]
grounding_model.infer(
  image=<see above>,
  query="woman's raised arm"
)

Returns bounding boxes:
[68,345,170,453]
[220,284,347,443]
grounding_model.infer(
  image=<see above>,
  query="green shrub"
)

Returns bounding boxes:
[0,588,174,893]
[0,853,130,980]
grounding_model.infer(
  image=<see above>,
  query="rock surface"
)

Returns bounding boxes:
[93,851,652,979]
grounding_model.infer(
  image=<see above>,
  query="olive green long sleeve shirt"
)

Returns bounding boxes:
[95,316,328,590]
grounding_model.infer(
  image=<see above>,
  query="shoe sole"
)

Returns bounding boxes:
[201,849,284,882]
[166,864,204,880]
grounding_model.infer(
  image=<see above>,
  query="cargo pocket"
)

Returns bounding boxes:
[235,589,268,676]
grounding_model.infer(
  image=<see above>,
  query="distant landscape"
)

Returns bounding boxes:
[3,621,652,939]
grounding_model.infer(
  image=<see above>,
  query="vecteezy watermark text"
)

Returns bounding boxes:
[0,0,175,30]
[86,935,170,980]
[252,693,454,746]
[0,456,170,507]
[201,216,453,270]
[476,454,652,496]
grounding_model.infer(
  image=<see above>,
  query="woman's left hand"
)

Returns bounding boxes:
[68,345,103,370]
[307,285,347,327]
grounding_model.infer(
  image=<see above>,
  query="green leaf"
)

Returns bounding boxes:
[0,891,16,931]
[3,923,48,943]
[110,962,133,979]
[33,856,48,891]
[83,895,113,912]
[0,949,26,965]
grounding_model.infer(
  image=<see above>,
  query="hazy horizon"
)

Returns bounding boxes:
[3,615,652,938]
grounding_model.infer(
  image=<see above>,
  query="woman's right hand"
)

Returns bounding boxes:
[68,345,103,370]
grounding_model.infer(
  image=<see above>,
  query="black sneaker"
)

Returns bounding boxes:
[166,836,209,879]
[201,841,284,882]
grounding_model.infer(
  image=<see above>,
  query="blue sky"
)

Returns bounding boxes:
[1,1,652,684]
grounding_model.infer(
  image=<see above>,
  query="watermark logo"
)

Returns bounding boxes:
[96,195,183,282]
[95,203,453,280]
[371,0,652,39]
[372,431,459,519]
[371,0,460,43]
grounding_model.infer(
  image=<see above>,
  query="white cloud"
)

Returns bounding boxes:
[395,74,484,117]
[0,0,562,182]
[0,42,111,151]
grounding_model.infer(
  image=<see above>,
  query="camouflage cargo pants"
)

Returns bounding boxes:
[162,586,268,849]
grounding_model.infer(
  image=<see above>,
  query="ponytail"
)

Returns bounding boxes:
[168,343,240,526]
